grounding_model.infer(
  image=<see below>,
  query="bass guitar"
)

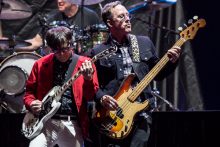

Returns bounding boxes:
[22,46,117,140]
[93,17,206,139]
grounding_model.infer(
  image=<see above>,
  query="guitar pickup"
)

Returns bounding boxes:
[116,108,124,118]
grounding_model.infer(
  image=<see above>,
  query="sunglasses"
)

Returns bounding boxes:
[53,47,71,54]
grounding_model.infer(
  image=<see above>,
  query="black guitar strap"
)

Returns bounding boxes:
[64,54,80,82]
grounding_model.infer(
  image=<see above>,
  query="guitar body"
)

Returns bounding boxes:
[22,86,61,139]
[94,74,149,139]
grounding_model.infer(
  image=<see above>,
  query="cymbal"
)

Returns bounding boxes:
[0,38,31,49]
[67,0,104,5]
[128,0,177,14]
[0,0,32,20]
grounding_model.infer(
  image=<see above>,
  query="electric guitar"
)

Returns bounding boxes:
[22,46,117,140]
[93,17,206,139]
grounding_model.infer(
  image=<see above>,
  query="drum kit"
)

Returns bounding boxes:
[42,20,109,54]
[0,0,176,113]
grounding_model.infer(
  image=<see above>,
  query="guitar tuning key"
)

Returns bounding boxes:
[188,19,193,24]
[178,27,183,31]
[183,23,188,28]
[193,16,198,20]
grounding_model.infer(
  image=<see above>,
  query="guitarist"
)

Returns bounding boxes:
[23,26,99,147]
[90,1,181,147]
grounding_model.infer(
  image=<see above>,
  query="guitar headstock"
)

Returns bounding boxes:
[179,16,206,41]
[92,45,117,62]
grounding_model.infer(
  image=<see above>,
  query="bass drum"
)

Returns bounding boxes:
[0,52,41,113]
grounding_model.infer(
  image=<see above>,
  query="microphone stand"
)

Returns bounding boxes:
[81,0,85,30]
[151,91,179,111]
[0,0,2,15]
[133,17,179,36]
[0,0,3,37]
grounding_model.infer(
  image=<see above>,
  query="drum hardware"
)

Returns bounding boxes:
[84,24,109,33]
[74,32,92,54]
[0,36,32,60]
[68,0,105,53]
[84,24,109,48]
[38,13,49,47]
[0,88,18,113]
[68,0,104,5]
[0,100,18,113]
[0,0,32,20]
[0,37,32,49]
[0,36,31,61]
[128,0,177,14]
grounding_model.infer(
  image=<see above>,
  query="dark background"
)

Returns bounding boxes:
[181,1,220,109]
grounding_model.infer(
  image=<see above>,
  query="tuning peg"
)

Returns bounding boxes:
[193,16,198,20]
[178,27,183,31]
[188,19,193,24]
[183,23,188,28]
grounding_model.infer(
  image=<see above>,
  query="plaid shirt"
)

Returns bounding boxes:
[111,35,133,78]
[120,46,133,77]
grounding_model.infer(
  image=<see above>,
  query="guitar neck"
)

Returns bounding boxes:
[129,37,186,102]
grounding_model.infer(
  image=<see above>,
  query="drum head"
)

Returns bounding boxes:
[0,65,27,95]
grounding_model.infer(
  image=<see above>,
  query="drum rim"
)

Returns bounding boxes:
[0,52,42,68]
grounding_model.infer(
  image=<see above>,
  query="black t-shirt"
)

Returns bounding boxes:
[44,7,100,54]
[47,6,100,29]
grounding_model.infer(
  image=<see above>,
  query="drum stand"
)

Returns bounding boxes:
[0,89,9,113]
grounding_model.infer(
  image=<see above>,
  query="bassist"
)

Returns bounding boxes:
[90,1,181,147]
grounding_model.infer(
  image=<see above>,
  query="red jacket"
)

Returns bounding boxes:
[24,53,99,138]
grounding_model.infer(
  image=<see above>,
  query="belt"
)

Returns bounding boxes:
[52,114,77,121]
